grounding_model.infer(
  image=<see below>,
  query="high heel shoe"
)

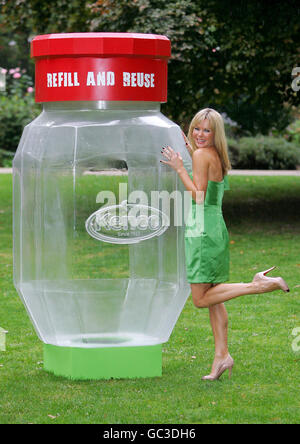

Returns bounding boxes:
[252,266,290,293]
[202,355,234,381]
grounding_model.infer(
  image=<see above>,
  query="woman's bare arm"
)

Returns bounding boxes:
[161,146,209,204]
[191,149,209,198]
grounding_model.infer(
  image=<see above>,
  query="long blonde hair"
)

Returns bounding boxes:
[187,108,231,175]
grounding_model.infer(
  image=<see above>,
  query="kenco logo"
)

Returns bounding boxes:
[85,200,169,244]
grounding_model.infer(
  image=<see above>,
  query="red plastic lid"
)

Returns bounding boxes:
[31,33,171,103]
[31,32,171,59]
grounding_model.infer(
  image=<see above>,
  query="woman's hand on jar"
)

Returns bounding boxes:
[160,146,184,173]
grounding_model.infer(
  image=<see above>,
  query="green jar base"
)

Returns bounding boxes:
[43,343,162,380]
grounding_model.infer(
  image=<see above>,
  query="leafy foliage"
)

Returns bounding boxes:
[284,119,300,146]
[0,148,14,167]
[0,93,40,153]
[0,68,40,159]
[0,0,299,136]
[88,0,300,133]
[228,136,300,170]
[0,0,91,34]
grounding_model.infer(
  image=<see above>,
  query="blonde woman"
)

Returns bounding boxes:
[161,108,289,381]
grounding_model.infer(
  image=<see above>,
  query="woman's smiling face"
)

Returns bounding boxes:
[192,119,214,149]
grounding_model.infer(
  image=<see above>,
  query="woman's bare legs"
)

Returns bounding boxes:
[208,303,230,375]
[191,267,289,309]
[191,283,231,378]
[209,302,229,358]
[190,270,289,379]
[191,282,259,309]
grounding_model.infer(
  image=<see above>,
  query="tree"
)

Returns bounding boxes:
[0,0,92,75]
[89,0,300,134]
[1,0,299,134]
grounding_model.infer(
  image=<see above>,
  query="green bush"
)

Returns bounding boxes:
[0,148,14,167]
[228,136,300,170]
[0,94,40,158]
[227,137,240,167]
[285,119,300,146]
[0,67,41,166]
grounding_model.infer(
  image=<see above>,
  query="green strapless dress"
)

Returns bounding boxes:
[184,175,230,283]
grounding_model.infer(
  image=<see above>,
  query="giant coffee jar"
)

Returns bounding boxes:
[13,33,191,379]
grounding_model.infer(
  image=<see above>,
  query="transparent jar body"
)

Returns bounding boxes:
[13,101,191,348]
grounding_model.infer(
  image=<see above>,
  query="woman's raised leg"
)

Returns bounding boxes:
[191,282,258,308]
[191,267,289,309]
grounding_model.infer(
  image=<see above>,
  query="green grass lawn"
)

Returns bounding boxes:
[0,174,299,424]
